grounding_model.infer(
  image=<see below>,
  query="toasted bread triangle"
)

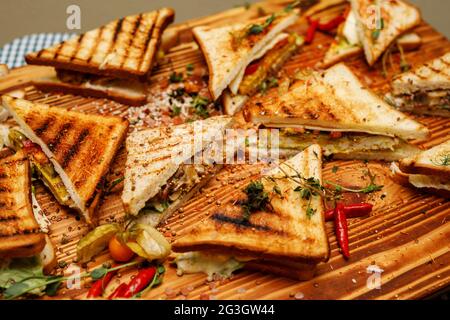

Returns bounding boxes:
[194,10,299,100]
[0,150,46,258]
[173,145,330,263]
[2,96,129,224]
[400,140,450,178]
[392,52,450,95]
[122,116,232,216]
[245,63,429,141]
[26,8,174,79]
[351,0,420,66]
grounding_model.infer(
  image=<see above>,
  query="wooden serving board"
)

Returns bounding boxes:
[0,0,449,300]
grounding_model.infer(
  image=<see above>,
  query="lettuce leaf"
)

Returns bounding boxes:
[0,256,47,297]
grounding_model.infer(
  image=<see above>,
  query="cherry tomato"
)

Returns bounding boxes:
[108,235,135,262]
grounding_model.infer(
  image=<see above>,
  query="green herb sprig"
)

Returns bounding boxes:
[4,260,141,300]
[241,181,271,221]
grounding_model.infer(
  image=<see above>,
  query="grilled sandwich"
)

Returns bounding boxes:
[173,145,329,280]
[193,8,300,114]
[244,63,429,161]
[122,116,232,226]
[391,140,450,197]
[25,8,175,106]
[322,8,421,68]
[350,0,421,66]
[2,96,129,224]
[0,150,45,258]
[386,52,450,117]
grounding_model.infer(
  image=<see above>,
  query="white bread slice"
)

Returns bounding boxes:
[278,132,420,161]
[351,0,421,66]
[2,96,129,224]
[322,32,421,68]
[391,162,450,197]
[26,8,175,80]
[40,235,57,274]
[399,140,450,178]
[32,74,147,106]
[173,145,330,264]
[246,63,430,141]
[392,52,450,95]
[122,116,232,216]
[223,91,249,115]
[194,10,299,100]
[229,33,288,95]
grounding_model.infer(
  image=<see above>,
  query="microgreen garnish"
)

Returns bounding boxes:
[432,154,450,166]
[248,14,275,36]
[258,77,279,94]
[192,95,210,118]
[241,181,271,221]
[169,72,183,83]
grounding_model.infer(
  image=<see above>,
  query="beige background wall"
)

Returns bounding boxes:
[0,0,449,46]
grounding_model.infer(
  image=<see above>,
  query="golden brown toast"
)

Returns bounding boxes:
[32,72,147,106]
[351,0,421,66]
[2,96,129,224]
[173,145,330,264]
[193,10,299,100]
[399,140,450,179]
[244,63,429,141]
[25,8,175,80]
[122,116,232,216]
[0,150,45,258]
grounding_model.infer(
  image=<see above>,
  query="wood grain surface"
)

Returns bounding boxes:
[0,0,449,300]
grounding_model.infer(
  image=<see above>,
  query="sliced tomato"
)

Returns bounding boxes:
[272,38,289,51]
[329,131,343,139]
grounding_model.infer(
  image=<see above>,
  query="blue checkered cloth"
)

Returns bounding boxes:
[0,33,76,69]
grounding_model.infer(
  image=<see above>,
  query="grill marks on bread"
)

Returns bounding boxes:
[0,152,41,238]
[26,8,175,79]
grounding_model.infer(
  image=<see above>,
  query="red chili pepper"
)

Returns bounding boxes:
[334,203,350,259]
[305,19,319,44]
[317,15,346,31]
[325,203,373,221]
[244,61,260,76]
[108,283,128,300]
[87,269,116,298]
[120,267,156,298]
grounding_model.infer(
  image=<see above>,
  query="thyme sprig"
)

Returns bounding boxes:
[241,162,383,220]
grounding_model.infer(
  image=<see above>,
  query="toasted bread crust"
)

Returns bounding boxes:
[173,145,330,264]
[0,151,46,258]
[26,8,175,80]
[351,0,421,66]
[32,79,147,106]
[391,168,450,198]
[194,11,299,100]
[399,140,450,179]
[245,63,430,141]
[392,52,450,95]
[2,96,129,223]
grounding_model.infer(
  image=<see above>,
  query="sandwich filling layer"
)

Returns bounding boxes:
[134,163,214,227]
[386,90,450,116]
[276,129,420,161]
[54,69,147,98]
